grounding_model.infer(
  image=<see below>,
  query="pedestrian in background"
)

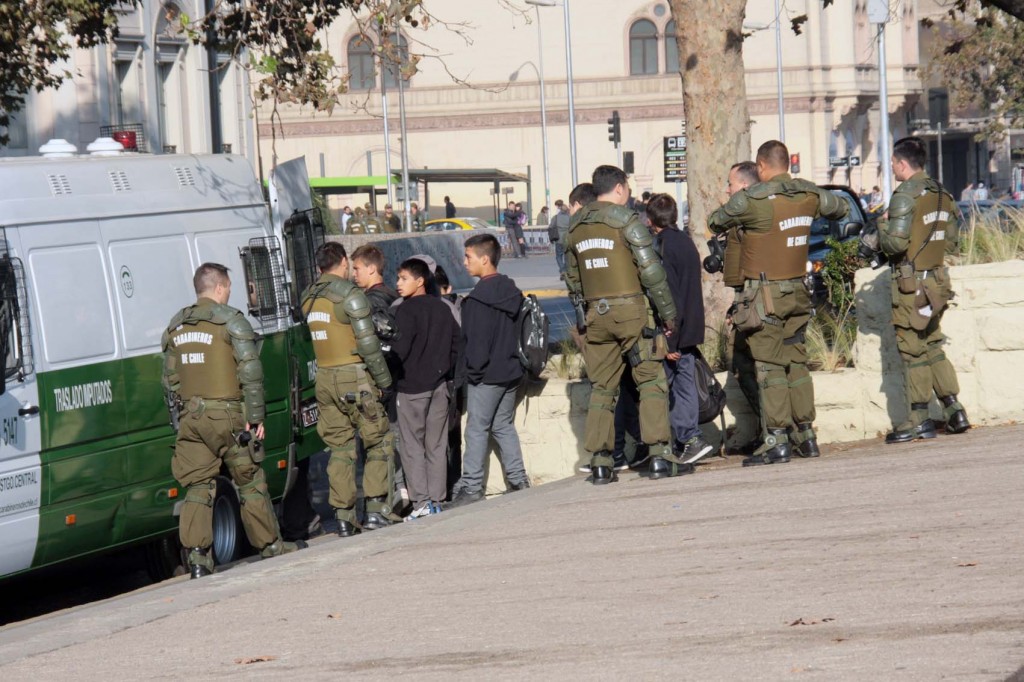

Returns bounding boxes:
[536,205,550,226]
[410,202,423,231]
[445,195,457,218]
[504,201,526,258]
[449,233,531,507]
[548,199,569,274]
[340,206,353,233]
[647,194,714,465]
[959,183,975,202]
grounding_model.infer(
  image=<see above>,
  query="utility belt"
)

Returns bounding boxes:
[891,262,946,295]
[731,276,804,332]
[316,356,363,370]
[182,396,243,415]
[891,263,952,330]
[585,293,644,315]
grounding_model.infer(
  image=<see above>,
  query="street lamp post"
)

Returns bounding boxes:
[511,58,551,216]
[868,0,893,200]
[774,0,785,142]
[526,0,578,187]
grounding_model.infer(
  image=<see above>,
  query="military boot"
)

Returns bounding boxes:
[793,423,821,458]
[187,546,214,580]
[335,507,362,538]
[590,451,616,485]
[363,496,400,531]
[650,444,695,479]
[940,395,970,435]
[742,428,792,467]
[885,403,938,444]
[260,538,307,558]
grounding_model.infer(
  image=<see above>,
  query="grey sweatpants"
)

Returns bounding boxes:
[397,383,450,506]
[459,381,527,493]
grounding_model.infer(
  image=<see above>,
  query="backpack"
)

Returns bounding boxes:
[694,349,727,424]
[516,294,550,378]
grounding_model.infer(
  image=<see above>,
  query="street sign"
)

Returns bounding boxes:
[829,156,850,168]
[867,0,890,24]
[849,155,862,167]
[395,183,419,202]
[664,135,688,182]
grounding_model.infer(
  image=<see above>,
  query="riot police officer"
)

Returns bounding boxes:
[162,263,304,579]
[879,136,969,442]
[347,207,367,235]
[709,141,848,466]
[565,165,681,484]
[301,242,398,536]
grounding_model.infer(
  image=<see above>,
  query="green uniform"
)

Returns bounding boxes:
[162,298,282,563]
[347,218,366,235]
[709,174,848,449]
[565,201,678,470]
[878,171,964,429]
[301,273,395,526]
[722,227,760,421]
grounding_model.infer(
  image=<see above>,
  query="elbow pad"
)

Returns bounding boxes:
[880,191,915,256]
[819,189,848,220]
[227,313,266,423]
[624,221,677,322]
[345,289,393,389]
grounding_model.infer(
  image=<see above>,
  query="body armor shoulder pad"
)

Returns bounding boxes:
[888,189,917,220]
[898,176,929,200]
[782,178,818,195]
[744,181,776,200]
[601,204,637,229]
[622,218,653,247]
[321,278,355,304]
[721,191,750,217]
[223,308,256,340]
[209,303,244,326]
[342,287,373,322]
[166,308,187,333]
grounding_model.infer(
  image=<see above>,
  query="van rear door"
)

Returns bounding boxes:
[0,229,43,578]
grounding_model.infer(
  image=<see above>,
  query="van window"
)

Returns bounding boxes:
[195,229,265,314]
[109,236,194,352]
[30,245,116,365]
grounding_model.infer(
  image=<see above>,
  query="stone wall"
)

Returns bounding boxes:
[479,260,1024,490]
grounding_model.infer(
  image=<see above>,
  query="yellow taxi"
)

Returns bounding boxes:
[423,217,493,231]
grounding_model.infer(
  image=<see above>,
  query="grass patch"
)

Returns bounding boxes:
[699,321,729,372]
[806,303,856,371]
[957,205,1024,265]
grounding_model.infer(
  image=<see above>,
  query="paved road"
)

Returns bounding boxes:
[2,426,1023,680]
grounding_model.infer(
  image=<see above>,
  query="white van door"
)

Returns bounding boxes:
[0,230,43,578]
[269,157,313,237]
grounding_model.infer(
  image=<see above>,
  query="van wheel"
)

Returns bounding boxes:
[212,477,246,565]
[144,533,186,582]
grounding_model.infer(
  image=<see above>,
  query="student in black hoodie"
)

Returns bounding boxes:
[647,194,714,464]
[448,233,530,507]
[392,259,459,518]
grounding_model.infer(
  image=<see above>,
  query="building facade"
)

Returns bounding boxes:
[0,1,254,161]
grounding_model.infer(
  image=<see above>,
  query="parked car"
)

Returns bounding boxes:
[423,217,493,231]
[807,185,873,308]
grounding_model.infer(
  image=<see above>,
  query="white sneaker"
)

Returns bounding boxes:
[404,502,433,522]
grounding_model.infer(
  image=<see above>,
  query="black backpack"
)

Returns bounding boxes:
[516,294,550,378]
[694,349,726,424]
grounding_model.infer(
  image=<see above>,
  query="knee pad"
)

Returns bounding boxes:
[636,377,667,402]
[591,387,617,412]
[185,481,216,508]
[237,470,269,506]
[756,362,788,390]
[788,363,812,389]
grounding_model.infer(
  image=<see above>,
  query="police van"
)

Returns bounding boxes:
[0,144,324,581]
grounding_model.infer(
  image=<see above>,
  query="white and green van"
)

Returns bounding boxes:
[0,148,324,581]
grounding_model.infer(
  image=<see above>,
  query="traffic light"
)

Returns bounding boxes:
[607,111,621,146]
[790,153,801,174]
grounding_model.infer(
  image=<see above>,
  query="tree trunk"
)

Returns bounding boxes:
[669,0,751,348]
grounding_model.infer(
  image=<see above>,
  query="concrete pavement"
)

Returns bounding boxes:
[1,425,1023,679]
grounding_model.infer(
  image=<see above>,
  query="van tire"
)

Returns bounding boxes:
[211,477,246,565]
[144,533,186,582]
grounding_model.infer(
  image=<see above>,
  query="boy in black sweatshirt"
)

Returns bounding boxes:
[392,259,459,518]
[448,234,530,508]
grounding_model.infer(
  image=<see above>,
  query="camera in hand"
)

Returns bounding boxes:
[857,222,888,270]
[703,233,727,274]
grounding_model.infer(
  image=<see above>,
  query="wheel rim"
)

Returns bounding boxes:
[212,491,238,564]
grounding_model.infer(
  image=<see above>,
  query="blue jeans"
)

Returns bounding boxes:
[459,381,527,492]
[665,351,701,444]
[554,241,566,273]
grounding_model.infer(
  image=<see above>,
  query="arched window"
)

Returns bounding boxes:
[629,19,658,76]
[664,20,680,74]
[347,35,376,90]
[382,33,411,89]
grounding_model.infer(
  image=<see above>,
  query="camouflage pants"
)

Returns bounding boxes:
[744,279,815,443]
[891,273,959,427]
[316,364,393,522]
[582,299,669,467]
[171,403,279,552]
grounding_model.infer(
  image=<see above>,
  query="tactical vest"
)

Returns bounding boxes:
[347,220,366,235]
[167,314,240,401]
[907,184,953,271]
[740,192,818,280]
[571,221,644,300]
[723,227,744,288]
[302,282,359,368]
[364,217,382,234]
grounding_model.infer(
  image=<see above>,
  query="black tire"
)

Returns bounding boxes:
[211,476,246,565]
[144,533,186,583]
